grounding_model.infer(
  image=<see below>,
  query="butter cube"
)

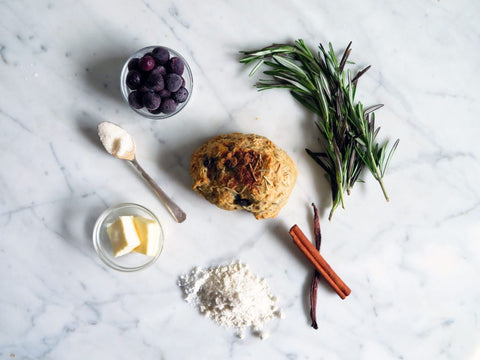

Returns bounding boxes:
[133,217,159,256]
[107,216,141,257]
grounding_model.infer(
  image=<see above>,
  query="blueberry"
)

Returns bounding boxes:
[126,70,142,90]
[138,84,150,93]
[128,90,143,109]
[127,58,139,70]
[151,47,170,65]
[143,92,161,110]
[181,77,185,87]
[160,98,177,114]
[165,73,182,92]
[234,195,252,207]
[152,65,167,77]
[146,73,164,91]
[203,157,216,169]
[167,57,184,75]
[171,87,189,103]
[158,89,171,98]
[148,107,163,115]
[139,55,155,72]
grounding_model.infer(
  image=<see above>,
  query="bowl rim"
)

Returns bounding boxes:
[92,202,164,272]
[120,45,193,120]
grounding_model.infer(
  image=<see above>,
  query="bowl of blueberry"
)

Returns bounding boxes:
[120,46,193,119]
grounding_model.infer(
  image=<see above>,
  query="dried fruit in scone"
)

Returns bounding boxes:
[190,133,297,219]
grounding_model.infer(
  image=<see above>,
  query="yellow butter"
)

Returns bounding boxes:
[106,216,141,257]
[133,216,159,256]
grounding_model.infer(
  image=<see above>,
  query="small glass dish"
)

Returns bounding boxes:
[92,203,164,272]
[120,45,193,119]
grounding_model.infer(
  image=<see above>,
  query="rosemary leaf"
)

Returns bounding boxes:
[291,91,321,116]
[248,59,265,77]
[274,76,311,93]
[364,104,384,115]
[273,55,308,78]
[382,139,400,177]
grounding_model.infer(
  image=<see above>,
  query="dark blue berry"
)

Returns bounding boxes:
[167,57,184,75]
[146,73,164,91]
[158,89,171,98]
[152,65,167,77]
[126,70,142,90]
[148,106,163,115]
[127,58,139,70]
[234,195,252,207]
[128,91,143,109]
[143,92,161,110]
[165,73,182,92]
[160,98,177,114]
[139,55,155,71]
[171,87,189,103]
[151,47,170,65]
[138,84,150,93]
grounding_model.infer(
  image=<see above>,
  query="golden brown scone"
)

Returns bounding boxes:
[190,133,297,219]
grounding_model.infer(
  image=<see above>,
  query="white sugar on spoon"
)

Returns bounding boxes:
[97,121,186,223]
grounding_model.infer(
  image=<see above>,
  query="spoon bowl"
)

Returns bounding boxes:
[97,121,186,223]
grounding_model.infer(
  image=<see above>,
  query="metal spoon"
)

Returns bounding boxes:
[97,121,186,223]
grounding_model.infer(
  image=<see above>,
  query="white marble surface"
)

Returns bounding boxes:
[1,0,479,359]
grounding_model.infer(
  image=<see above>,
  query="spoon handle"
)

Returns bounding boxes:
[130,158,186,223]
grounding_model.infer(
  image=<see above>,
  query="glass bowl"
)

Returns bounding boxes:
[93,203,164,272]
[120,45,193,119]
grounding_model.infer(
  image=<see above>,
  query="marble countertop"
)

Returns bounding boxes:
[1,0,479,359]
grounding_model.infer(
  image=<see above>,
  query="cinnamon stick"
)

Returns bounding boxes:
[289,224,351,299]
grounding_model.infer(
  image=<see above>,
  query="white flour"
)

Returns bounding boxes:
[97,121,135,158]
[178,261,283,339]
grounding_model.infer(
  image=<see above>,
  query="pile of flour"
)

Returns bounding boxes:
[178,261,283,339]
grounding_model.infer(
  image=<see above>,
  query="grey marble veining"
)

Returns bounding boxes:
[1,0,479,359]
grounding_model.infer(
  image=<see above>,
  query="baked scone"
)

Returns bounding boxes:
[190,133,297,219]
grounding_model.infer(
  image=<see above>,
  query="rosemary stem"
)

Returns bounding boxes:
[377,174,390,202]
[369,151,389,202]
[328,209,334,221]
[328,205,336,221]
[338,178,345,209]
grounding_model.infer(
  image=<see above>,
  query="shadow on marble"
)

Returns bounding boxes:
[299,111,333,219]
[75,111,106,152]
[156,132,213,192]
[59,199,104,255]
[81,55,127,106]
[83,205,106,250]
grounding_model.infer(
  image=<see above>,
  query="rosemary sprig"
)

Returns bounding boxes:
[240,39,399,220]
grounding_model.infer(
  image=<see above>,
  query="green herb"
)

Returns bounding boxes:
[240,40,399,220]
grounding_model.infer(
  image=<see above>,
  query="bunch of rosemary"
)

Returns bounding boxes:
[240,40,399,220]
